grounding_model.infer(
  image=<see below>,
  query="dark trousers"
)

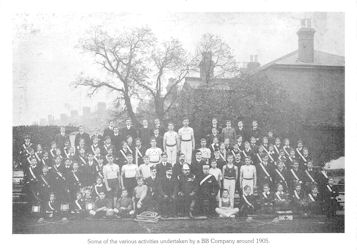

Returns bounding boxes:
[123,178,136,197]
[324,198,338,217]
[199,196,216,216]
[177,194,195,216]
[160,196,177,216]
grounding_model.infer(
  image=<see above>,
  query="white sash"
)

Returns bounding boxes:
[260,163,271,179]
[257,153,263,163]
[23,143,32,155]
[200,174,213,186]
[54,167,65,180]
[321,171,328,179]
[296,148,306,162]
[42,159,46,166]
[305,170,316,183]
[283,146,290,156]
[219,152,226,161]
[72,171,79,182]
[41,175,49,187]
[120,150,129,162]
[290,169,300,181]
[48,201,55,211]
[79,156,87,165]
[35,152,41,162]
[91,145,96,154]
[294,190,300,200]
[274,145,280,154]
[136,147,143,158]
[262,192,268,199]
[104,144,109,154]
[268,151,275,162]
[50,149,56,158]
[308,193,315,202]
[63,148,70,158]
[288,156,294,163]
[231,150,237,159]
[242,150,248,158]
[127,146,133,154]
[95,184,101,196]
[75,200,82,210]
[276,192,283,201]
[327,185,333,192]
[96,166,104,178]
[27,156,32,164]
[275,169,286,183]
[243,194,253,207]
[29,166,37,180]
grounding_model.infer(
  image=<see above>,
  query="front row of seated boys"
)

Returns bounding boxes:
[33,168,339,222]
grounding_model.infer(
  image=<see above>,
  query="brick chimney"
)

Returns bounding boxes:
[199,51,214,83]
[297,18,315,63]
[246,54,260,72]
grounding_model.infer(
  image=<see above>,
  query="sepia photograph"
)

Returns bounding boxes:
[12,11,345,234]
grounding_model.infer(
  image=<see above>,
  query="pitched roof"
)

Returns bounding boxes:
[184,76,241,90]
[252,50,344,74]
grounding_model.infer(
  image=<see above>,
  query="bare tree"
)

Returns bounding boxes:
[73,27,195,124]
[137,39,197,120]
[197,33,240,82]
[73,27,155,126]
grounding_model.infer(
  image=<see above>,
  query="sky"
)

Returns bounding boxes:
[12,12,345,125]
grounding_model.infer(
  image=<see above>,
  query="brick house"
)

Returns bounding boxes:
[182,19,344,164]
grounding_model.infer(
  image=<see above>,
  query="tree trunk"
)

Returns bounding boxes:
[123,94,139,127]
[154,97,165,121]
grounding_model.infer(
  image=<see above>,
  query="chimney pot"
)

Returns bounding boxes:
[297,19,315,63]
[307,19,311,28]
[301,19,306,27]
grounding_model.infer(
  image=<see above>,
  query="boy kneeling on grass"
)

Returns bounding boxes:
[89,192,114,218]
[133,177,150,215]
[113,189,134,218]
[215,189,239,218]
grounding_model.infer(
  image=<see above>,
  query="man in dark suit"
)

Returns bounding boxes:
[139,119,151,149]
[55,126,69,151]
[153,118,165,137]
[75,126,91,148]
[198,164,219,217]
[156,153,172,179]
[121,119,137,142]
[103,120,115,140]
[158,168,177,217]
[145,166,161,212]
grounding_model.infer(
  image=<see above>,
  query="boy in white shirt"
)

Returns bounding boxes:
[145,138,163,165]
[138,155,153,180]
[103,154,120,205]
[120,154,139,197]
[178,118,195,164]
[163,122,179,165]
[209,159,223,201]
[199,138,211,164]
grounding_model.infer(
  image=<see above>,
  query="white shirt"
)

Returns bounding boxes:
[103,163,120,180]
[139,163,153,179]
[178,127,194,141]
[145,147,162,163]
[121,164,138,178]
[164,131,178,146]
[240,164,256,179]
[200,147,211,159]
[209,168,222,182]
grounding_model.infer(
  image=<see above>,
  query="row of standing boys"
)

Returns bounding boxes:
[19,118,339,220]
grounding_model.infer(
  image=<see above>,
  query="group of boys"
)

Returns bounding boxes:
[19,117,340,221]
